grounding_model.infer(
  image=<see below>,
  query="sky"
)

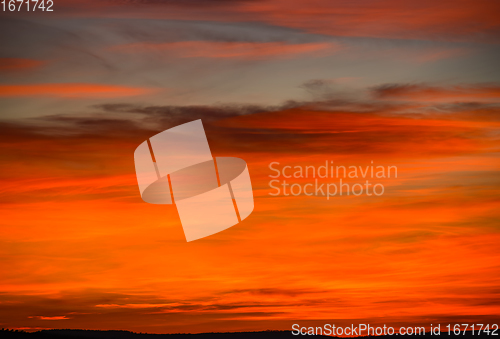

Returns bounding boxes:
[0,0,500,334]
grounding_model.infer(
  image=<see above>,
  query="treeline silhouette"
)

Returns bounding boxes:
[0,329,323,338]
[0,329,496,338]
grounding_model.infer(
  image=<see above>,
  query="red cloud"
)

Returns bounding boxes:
[248,0,500,42]
[0,58,45,72]
[112,41,339,59]
[50,0,500,42]
[28,316,70,320]
[0,83,158,98]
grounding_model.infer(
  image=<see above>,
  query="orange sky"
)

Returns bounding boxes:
[1,95,499,333]
[0,0,500,334]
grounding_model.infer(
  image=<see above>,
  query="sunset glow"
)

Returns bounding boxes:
[0,0,499,334]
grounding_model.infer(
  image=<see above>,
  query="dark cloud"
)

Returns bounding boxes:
[299,79,337,100]
[224,288,324,297]
[2,84,498,160]
[372,83,416,98]
[0,82,498,203]
[0,290,286,332]
[95,102,279,128]
[371,82,500,101]
[2,290,500,333]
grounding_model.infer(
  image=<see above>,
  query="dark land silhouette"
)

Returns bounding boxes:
[0,329,497,338]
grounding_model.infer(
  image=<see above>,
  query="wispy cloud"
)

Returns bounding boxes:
[372,83,500,102]
[45,0,500,42]
[111,41,340,60]
[0,58,46,72]
[28,316,70,320]
[0,83,159,98]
